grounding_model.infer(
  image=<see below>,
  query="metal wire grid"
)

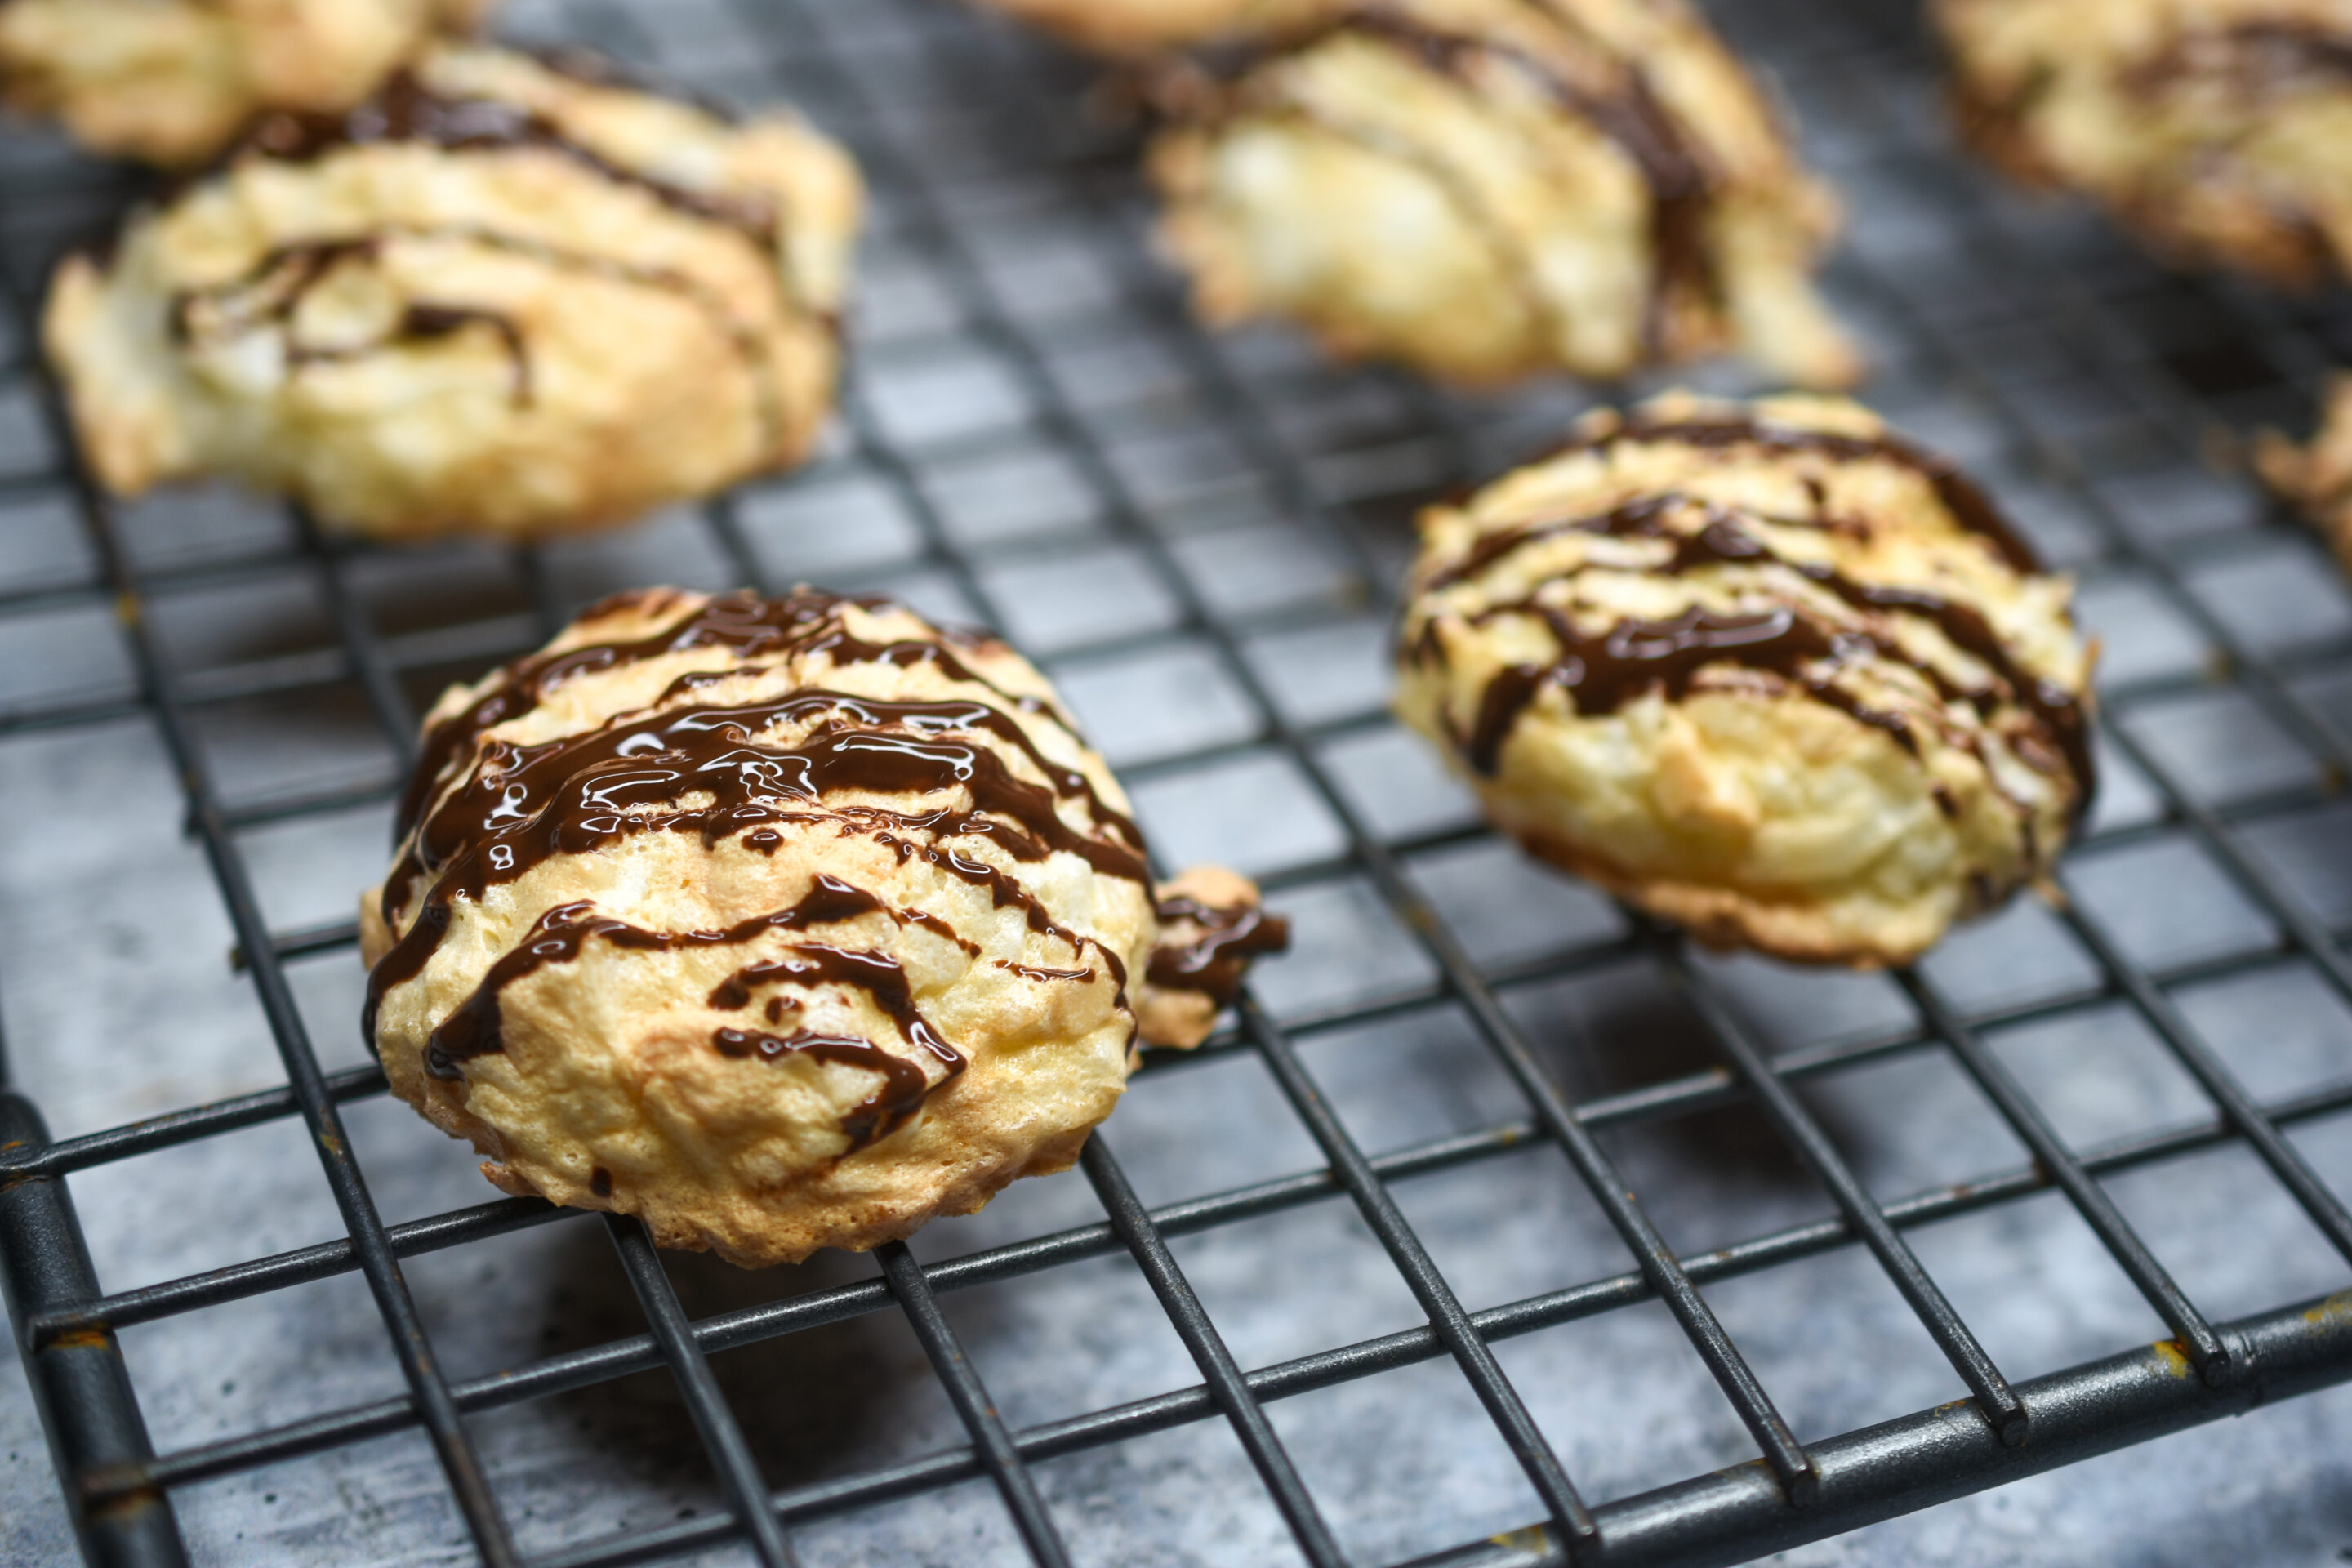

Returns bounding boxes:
[0,0,2350,1562]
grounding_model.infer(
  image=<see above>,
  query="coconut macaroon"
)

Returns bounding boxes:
[42,42,860,543]
[971,0,1333,52]
[1395,392,2096,967]
[0,0,491,167]
[1146,0,1860,388]
[1939,0,2352,286]
[2256,373,2352,568]
[363,587,1285,1267]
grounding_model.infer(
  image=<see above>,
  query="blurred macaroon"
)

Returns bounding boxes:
[42,42,861,543]
[0,0,492,166]
[1145,0,1860,388]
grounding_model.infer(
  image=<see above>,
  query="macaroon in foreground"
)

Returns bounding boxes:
[0,0,490,166]
[363,587,1285,1267]
[42,42,859,542]
[1394,392,2096,967]
[1938,0,2352,286]
[1147,0,1860,388]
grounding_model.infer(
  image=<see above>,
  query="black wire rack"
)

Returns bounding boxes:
[4,0,2352,1564]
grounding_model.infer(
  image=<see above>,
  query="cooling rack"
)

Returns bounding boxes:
[3,0,2352,1564]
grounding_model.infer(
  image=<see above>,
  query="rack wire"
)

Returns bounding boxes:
[2,0,2352,1562]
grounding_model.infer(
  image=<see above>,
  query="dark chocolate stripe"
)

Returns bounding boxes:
[1187,7,1718,348]
[293,304,533,404]
[1338,10,1714,341]
[390,683,1142,915]
[711,1028,940,1149]
[709,943,960,1069]
[2123,22,2352,97]
[425,875,884,1075]
[368,695,1149,1037]
[368,598,1150,1068]
[997,960,1097,982]
[395,590,1074,840]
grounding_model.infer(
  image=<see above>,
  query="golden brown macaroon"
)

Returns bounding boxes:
[2256,372,2352,567]
[1394,391,2096,966]
[1146,0,1860,388]
[362,586,1285,1267]
[0,0,491,167]
[42,42,860,543]
[969,0,1334,52]
[1938,0,2352,285]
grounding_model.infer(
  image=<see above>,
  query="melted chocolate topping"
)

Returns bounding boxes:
[368,688,1148,1026]
[2124,22,2352,99]
[168,238,536,405]
[172,238,796,448]
[394,590,1066,840]
[1416,488,2092,823]
[1535,415,2044,574]
[1459,599,1900,770]
[1422,493,2091,796]
[236,69,777,243]
[167,61,816,433]
[312,303,533,403]
[1334,11,1715,341]
[425,875,898,1067]
[368,593,1152,1145]
[1146,895,1292,1009]
[416,874,972,1149]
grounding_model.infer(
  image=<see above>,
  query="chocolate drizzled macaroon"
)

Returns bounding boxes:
[1146,0,1860,388]
[42,42,858,542]
[0,0,491,167]
[1939,0,2352,285]
[1395,391,2095,966]
[363,587,1285,1266]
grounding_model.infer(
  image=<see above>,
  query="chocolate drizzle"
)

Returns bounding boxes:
[1171,4,1725,354]
[998,961,1097,983]
[394,590,1064,841]
[387,685,1145,911]
[237,69,778,242]
[1536,415,2044,574]
[1334,11,1715,344]
[1414,483,2092,816]
[1461,599,1901,769]
[368,688,1147,1029]
[1146,896,1292,1009]
[167,57,817,439]
[2123,22,2352,100]
[168,237,535,405]
[416,873,969,1148]
[711,1028,936,1148]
